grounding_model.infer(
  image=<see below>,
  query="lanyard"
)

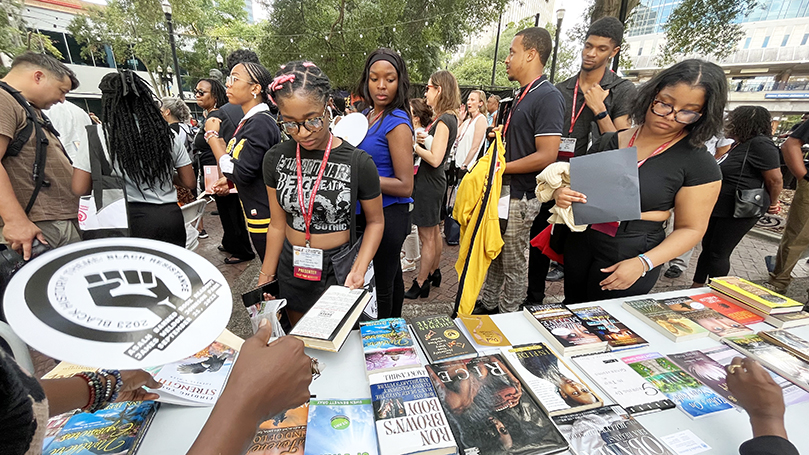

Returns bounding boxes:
[629,127,683,168]
[454,113,482,149]
[368,109,383,127]
[296,134,334,246]
[503,75,543,137]
[569,78,588,134]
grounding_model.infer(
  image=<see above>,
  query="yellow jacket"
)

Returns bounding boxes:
[453,133,506,315]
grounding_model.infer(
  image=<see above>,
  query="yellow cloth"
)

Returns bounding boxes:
[535,162,587,232]
[453,133,506,315]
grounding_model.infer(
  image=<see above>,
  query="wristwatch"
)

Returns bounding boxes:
[594,110,608,120]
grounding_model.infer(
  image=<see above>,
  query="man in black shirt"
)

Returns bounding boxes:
[475,27,564,314]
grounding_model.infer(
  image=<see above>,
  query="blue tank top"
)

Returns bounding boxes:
[358,108,414,207]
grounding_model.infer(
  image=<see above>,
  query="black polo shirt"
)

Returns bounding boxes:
[556,69,637,160]
[505,74,564,200]
[791,118,809,144]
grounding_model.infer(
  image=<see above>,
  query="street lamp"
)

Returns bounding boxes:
[216,53,224,70]
[550,8,565,83]
[155,65,173,95]
[161,0,184,100]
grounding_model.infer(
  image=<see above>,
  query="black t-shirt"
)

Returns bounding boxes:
[556,70,637,160]
[219,103,245,131]
[790,118,809,144]
[714,136,780,217]
[193,109,236,166]
[264,139,381,234]
[739,436,799,455]
[592,132,721,212]
[1,348,47,455]
[504,75,565,199]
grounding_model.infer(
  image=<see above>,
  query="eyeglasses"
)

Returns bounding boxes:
[225,75,255,86]
[425,84,438,94]
[194,89,208,97]
[651,99,702,124]
[277,107,328,135]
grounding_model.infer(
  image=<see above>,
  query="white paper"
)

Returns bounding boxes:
[659,430,710,455]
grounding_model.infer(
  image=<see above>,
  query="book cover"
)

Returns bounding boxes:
[758,310,809,329]
[553,405,675,455]
[249,403,309,454]
[701,345,809,406]
[499,343,603,416]
[43,401,159,455]
[622,299,708,342]
[456,315,511,348]
[290,286,369,351]
[369,367,457,455]
[425,356,568,455]
[759,330,809,363]
[621,352,733,419]
[709,276,804,314]
[689,293,764,325]
[360,318,421,374]
[573,353,675,415]
[568,305,648,350]
[522,304,606,353]
[411,315,477,363]
[304,399,379,455]
[42,411,77,451]
[42,362,95,379]
[666,351,738,405]
[722,334,809,392]
[147,340,236,406]
[660,296,752,340]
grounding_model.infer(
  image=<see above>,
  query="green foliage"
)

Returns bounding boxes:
[1,0,64,72]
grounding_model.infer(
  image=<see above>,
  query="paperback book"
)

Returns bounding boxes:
[621,352,733,419]
[522,304,608,356]
[722,334,809,392]
[709,276,804,314]
[622,299,709,342]
[410,315,477,363]
[360,318,421,375]
[659,296,753,340]
[146,340,237,406]
[666,350,738,405]
[426,356,569,455]
[689,292,764,325]
[759,330,809,363]
[499,343,603,416]
[567,305,648,351]
[248,403,309,454]
[747,309,809,329]
[304,399,379,455]
[290,285,371,352]
[572,353,675,415]
[368,367,457,455]
[553,405,675,455]
[42,411,77,451]
[455,315,511,355]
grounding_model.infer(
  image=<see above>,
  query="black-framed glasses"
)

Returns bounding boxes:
[651,99,702,125]
[277,107,328,135]
[194,89,208,97]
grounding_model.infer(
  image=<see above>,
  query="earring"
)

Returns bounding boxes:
[253,93,257,99]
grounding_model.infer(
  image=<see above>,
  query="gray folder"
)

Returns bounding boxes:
[569,147,642,225]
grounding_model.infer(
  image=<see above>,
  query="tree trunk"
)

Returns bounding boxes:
[591,0,641,23]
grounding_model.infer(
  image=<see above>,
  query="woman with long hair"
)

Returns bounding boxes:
[692,106,782,286]
[355,48,414,318]
[193,78,256,263]
[204,62,280,261]
[555,59,726,303]
[405,71,459,299]
[259,60,384,325]
[453,89,488,173]
[72,70,195,246]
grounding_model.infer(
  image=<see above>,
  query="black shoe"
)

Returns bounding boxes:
[766,255,776,273]
[546,267,564,281]
[664,266,683,279]
[404,279,430,299]
[431,269,442,287]
[471,301,499,315]
[211,210,219,216]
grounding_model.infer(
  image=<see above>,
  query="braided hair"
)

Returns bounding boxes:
[238,62,274,105]
[98,70,175,190]
[198,78,228,109]
[268,60,331,108]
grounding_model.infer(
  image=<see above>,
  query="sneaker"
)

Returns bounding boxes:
[761,281,787,295]
[765,255,776,273]
[663,266,683,279]
[546,266,564,281]
[197,229,209,239]
[401,257,417,272]
[471,301,499,315]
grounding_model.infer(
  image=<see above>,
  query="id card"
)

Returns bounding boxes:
[293,245,323,281]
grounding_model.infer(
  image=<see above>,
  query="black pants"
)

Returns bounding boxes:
[526,201,555,304]
[693,216,759,284]
[563,221,666,305]
[359,203,411,318]
[128,202,185,247]
[215,194,255,260]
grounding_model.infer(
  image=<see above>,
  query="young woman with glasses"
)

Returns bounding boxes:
[204,62,280,261]
[258,61,383,325]
[554,59,726,303]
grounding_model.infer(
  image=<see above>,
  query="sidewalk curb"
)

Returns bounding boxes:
[748,227,781,244]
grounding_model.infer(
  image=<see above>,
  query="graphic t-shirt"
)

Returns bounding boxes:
[263,139,380,234]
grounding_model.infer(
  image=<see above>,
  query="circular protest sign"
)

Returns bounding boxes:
[4,238,233,369]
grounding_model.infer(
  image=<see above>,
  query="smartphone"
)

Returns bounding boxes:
[241,280,279,307]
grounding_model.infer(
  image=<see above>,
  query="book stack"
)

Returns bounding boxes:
[410,315,477,364]
[707,276,809,328]
[360,318,421,376]
[656,296,753,340]
[566,304,649,351]
[522,304,608,356]
[723,333,809,392]
[623,298,710,342]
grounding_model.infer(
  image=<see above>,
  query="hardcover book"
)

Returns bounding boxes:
[572,353,675,415]
[368,367,457,455]
[426,356,569,455]
[659,296,753,340]
[621,352,733,419]
[689,292,764,325]
[304,399,379,455]
[709,276,804,314]
[360,318,421,375]
[146,340,237,406]
[759,330,809,363]
[553,405,675,455]
[456,315,511,355]
[290,285,371,352]
[666,350,738,405]
[43,401,159,455]
[500,343,603,416]
[410,315,477,363]
[522,304,608,356]
[249,403,309,454]
[722,334,809,392]
[622,299,709,342]
[567,305,648,351]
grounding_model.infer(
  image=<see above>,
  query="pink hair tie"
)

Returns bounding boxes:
[302,61,316,68]
[267,74,296,105]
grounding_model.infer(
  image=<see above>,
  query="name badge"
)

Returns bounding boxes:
[293,245,323,281]
[559,137,577,153]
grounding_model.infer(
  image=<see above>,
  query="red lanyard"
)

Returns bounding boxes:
[368,109,383,126]
[629,127,683,168]
[503,75,543,137]
[569,78,588,134]
[296,134,334,246]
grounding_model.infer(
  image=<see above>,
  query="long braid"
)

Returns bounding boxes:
[99,71,175,190]
[268,60,331,108]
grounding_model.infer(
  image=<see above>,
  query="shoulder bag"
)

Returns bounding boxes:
[733,141,769,219]
[77,125,130,238]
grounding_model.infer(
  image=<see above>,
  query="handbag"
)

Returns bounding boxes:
[732,142,769,219]
[78,125,130,238]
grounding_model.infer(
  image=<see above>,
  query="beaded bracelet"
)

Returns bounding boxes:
[76,371,106,413]
[203,130,219,141]
[101,369,123,403]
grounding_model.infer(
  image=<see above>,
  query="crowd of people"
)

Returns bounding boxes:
[0,14,806,455]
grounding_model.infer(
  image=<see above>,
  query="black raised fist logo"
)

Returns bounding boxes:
[85,270,182,319]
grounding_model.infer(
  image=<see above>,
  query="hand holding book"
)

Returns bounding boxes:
[725,357,788,440]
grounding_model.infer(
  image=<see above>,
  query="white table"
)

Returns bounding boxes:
[138,288,809,454]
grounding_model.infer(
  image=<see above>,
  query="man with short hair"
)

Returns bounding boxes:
[474,27,565,314]
[486,94,501,126]
[0,52,80,259]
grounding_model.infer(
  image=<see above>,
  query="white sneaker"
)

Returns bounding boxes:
[401,257,418,272]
